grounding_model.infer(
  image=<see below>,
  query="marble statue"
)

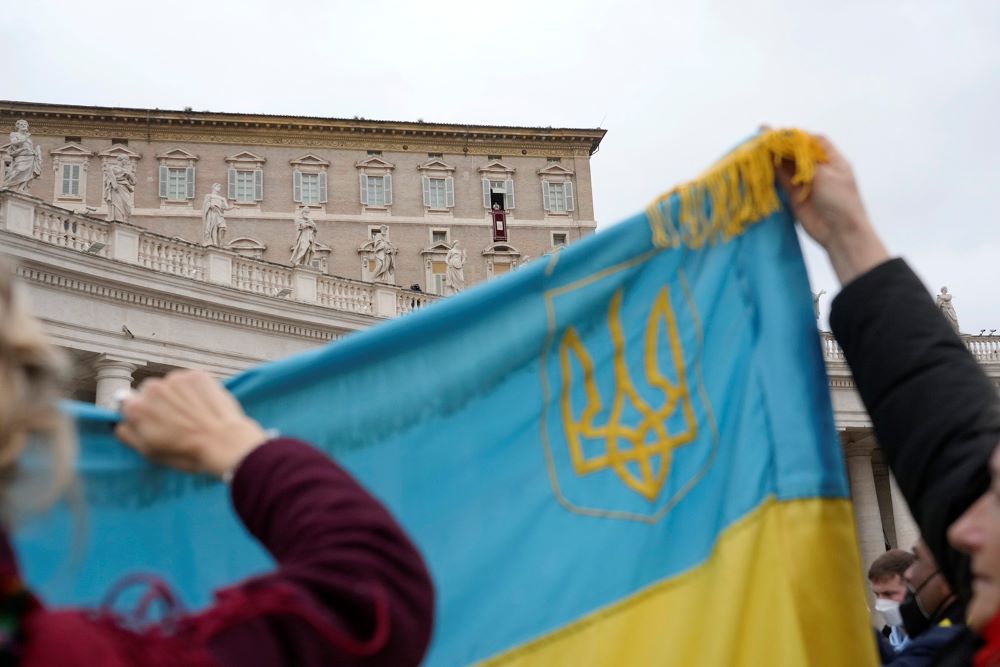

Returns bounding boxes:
[202,183,232,247]
[103,155,135,223]
[445,240,467,295]
[289,207,318,267]
[3,120,42,193]
[812,290,826,321]
[372,224,397,284]
[936,286,960,332]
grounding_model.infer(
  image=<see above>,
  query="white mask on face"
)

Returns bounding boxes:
[875,598,903,627]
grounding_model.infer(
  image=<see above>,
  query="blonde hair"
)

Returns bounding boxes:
[0,260,76,515]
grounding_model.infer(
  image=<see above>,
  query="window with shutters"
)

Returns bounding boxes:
[155,148,199,205]
[224,152,266,205]
[552,232,568,247]
[61,164,81,197]
[290,154,330,207]
[537,163,576,216]
[49,143,94,203]
[478,159,516,212]
[417,158,456,213]
[355,155,395,211]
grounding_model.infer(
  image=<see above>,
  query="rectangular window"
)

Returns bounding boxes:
[65,136,82,144]
[165,167,189,201]
[431,261,447,295]
[546,157,561,162]
[299,173,320,204]
[427,178,448,208]
[367,150,382,156]
[367,175,386,206]
[422,176,454,209]
[552,232,568,247]
[483,178,516,209]
[427,152,443,158]
[235,170,256,202]
[112,138,128,146]
[60,163,81,197]
[488,155,502,161]
[431,229,448,244]
[542,181,574,213]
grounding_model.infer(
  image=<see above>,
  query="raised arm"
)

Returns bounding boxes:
[777,135,1000,597]
[116,371,434,666]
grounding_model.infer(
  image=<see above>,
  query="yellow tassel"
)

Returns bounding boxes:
[646,129,827,249]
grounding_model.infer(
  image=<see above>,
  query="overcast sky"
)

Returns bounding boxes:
[3,0,998,331]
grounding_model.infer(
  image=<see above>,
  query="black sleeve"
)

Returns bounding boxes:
[830,258,1000,599]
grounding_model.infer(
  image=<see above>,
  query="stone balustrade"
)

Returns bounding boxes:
[0,190,434,318]
[821,331,1000,364]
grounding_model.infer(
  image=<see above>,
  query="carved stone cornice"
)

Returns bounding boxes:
[0,101,606,157]
[15,264,340,342]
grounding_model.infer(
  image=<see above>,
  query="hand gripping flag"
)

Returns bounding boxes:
[20,129,877,665]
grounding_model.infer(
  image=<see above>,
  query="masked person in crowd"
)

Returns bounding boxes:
[870,550,917,652]
[777,134,1000,665]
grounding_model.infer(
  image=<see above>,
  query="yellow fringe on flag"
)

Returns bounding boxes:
[646,129,827,249]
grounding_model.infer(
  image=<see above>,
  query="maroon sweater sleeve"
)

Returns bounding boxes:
[196,438,435,667]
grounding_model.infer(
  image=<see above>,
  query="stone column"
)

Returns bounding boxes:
[890,473,920,552]
[93,355,143,409]
[845,437,885,583]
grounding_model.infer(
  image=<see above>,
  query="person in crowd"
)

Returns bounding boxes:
[0,262,434,665]
[882,539,964,665]
[870,549,917,651]
[777,133,1000,665]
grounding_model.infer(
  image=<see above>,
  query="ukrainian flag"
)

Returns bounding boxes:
[20,130,876,665]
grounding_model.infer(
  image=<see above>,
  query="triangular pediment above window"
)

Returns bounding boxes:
[355,155,395,169]
[478,159,515,174]
[537,163,574,176]
[225,151,266,164]
[155,147,199,161]
[290,153,330,167]
[482,242,521,256]
[417,158,455,172]
[313,242,332,255]
[420,241,453,256]
[98,145,142,160]
[49,143,94,158]
[225,237,267,252]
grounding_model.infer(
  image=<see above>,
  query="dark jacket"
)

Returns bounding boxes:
[14,438,435,666]
[831,258,1000,665]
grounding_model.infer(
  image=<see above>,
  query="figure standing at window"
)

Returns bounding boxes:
[372,224,396,284]
[103,155,135,224]
[445,240,466,295]
[203,182,232,247]
[3,120,42,193]
[290,206,318,267]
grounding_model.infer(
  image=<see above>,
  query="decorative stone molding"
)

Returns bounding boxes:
[479,159,516,211]
[420,240,452,295]
[538,163,576,217]
[224,151,265,207]
[355,155,394,213]
[482,242,522,279]
[49,143,94,204]
[155,148,199,207]
[290,153,330,209]
[417,158,456,214]
[225,236,267,259]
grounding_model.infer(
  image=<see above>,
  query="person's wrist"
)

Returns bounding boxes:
[202,418,269,479]
[823,213,889,285]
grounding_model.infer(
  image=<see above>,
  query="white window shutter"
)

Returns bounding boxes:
[159,165,168,198]
[505,178,515,209]
[542,181,551,212]
[254,169,264,201]
[384,173,392,205]
[293,170,302,203]
[186,167,195,199]
[445,176,455,208]
[565,181,575,212]
[422,176,431,207]
[359,173,369,205]
[319,172,328,203]
[227,168,236,199]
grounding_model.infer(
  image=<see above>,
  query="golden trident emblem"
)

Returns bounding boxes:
[559,286,697,501]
